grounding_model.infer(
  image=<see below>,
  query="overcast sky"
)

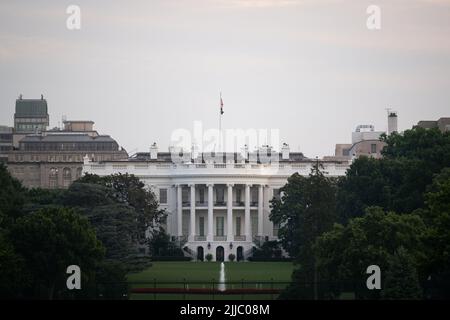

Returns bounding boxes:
[0,0,449,157]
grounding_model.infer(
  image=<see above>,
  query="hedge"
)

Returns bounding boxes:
[151,256,192,261]
[247,257,293,262]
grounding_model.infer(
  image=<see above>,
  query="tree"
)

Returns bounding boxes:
[148,227,183,257]
[337,127,450,223]
[0,163,26,223]
[10,207,104,299]
[0,230,29,298]
[381,247,423,300]
[63,182,149,272]
[314,207,427,299]
[416,168,450,298]
[271,162,337,299]
[77,173,166,244]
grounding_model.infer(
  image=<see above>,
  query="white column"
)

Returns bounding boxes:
[207,184,214,241]
[245,184,251,241]
[177,184,182,237]
[189,184,196,241]
[258,184,263,237]
[227,184,234,242]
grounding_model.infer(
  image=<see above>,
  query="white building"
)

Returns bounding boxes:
[83,144,351,261]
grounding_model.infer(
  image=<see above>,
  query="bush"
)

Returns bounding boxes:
[205,253,213,262]
[248,257,293,262]
[228,253,236,262]
[151,256,192,261]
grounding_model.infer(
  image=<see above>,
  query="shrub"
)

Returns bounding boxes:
[151,256,192,261]
[248,257,293,262]
[205,253,213,262]
[228,253,236,262]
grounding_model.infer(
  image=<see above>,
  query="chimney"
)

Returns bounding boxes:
[241,144,249,160]
[281,143,290,160]
[191,143,199,161]
[150,142,158,160]
[388,110,398,135]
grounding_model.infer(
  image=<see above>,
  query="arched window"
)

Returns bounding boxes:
[63,167,72,180]
[76,167,83,179]
[49,168,58,188]
[62,168,72,187]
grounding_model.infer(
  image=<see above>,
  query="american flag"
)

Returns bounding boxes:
[220,94,224,115]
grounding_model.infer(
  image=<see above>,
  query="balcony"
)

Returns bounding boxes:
[214,201,226,206]
[194,235,206,241]
[234,235,246,241]
[196,201,207,207]
[214,236,227,241]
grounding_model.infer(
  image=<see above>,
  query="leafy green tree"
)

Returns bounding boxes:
[0,163,26,223]
[337,127,450,222]
[0,230,29,298]
[10,207,104,299]
[271,163,337,299]
[77,173,166,243]
[381,247,423,300]
[63,182,149,271]
[314,207,427,299]
[416,168,450,298]
[148,227,183,257]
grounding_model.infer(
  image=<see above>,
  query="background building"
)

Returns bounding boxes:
[4,95,128,188]
[327,111,398,160]
[0,126,13,162]
[13,95,50,148]
[416,117,450,132]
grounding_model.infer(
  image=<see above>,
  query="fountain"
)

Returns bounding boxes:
[218,262,226,292]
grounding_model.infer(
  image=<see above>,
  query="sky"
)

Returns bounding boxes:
[0,0,449,157]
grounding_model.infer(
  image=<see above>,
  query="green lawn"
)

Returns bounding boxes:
[126,261,294,300]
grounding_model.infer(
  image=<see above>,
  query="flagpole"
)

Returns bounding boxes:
[219,92,222,152]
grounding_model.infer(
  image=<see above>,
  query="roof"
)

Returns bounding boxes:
[20,134,117,143]
[129,151,307,163]
[15,99,48,118]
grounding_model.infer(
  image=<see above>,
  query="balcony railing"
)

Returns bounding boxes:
[196,201,208,207]
[234,235,246,241]
[214,236,227,241]
[194,235,206,241]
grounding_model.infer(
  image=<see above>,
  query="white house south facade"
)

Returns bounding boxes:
[82,144,351,261]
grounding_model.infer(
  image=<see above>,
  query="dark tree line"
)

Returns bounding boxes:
[0,167,166,299]
[271,127,450,299]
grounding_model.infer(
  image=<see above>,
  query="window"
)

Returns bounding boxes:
[236,216,241,236]
[273,188,281,200]
[199,188,205,204]
[199,217,205,236]
[49,168,58,188]
[182,188,188,204]
[159,188,168,204]
[343,149,350,156]
[371,144,377,154]
[251,188,258,205]
[63,168,72,179]
[76,167,83,179]
[216,187,224,204]
[273,223,280,237]
[216,217,224,236]
[236,189,242,203]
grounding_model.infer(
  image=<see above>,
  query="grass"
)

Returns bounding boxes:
[126,261,294,300]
